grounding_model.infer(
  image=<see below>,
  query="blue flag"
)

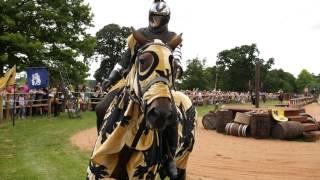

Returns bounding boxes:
[26,67,49,89]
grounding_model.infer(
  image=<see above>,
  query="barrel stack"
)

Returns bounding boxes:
[202,107,320,142]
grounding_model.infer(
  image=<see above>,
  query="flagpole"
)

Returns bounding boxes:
[13,84,16,126]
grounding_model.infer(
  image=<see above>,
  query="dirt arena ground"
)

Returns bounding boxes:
[71,103,320,180]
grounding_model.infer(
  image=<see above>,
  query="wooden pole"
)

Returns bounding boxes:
[6,94,9,120]
[48,96,51,118]
[13,84,16,126]
[255,59,261,108]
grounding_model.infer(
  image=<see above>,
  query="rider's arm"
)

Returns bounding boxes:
[102,34,137,91]
[173,43,183,79]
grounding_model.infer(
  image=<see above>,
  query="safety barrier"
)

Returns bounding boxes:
[288,96,314,108]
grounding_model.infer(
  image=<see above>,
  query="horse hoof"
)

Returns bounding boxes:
[167,161,178,179]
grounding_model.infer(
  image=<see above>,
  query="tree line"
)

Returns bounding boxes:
[1,1,319,92]
[178,56,320,93]
[92,24,320,93]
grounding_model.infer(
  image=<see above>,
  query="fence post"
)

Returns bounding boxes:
[48,97,51,118]
[29,100,32,118]
[0,95,3,122]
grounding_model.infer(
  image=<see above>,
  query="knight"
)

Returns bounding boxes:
[96,0,183,178]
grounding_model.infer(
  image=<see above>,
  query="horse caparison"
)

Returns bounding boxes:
[87,29,196,180]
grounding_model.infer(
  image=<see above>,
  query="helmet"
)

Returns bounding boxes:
[148,0,170,32]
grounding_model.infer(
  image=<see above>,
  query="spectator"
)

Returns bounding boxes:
[90,85,102,111]
[6,86,15,119]
[278,89,284,104]
[17,88,26,119]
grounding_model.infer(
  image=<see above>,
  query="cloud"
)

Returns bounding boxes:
[313,23,320,29]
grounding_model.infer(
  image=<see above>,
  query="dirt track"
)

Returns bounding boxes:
[71,103,320,180]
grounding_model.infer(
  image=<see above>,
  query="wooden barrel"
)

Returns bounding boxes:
[250,113,272,139]
[202,112,217,130]
[271,121,304,140]
[216,110,233,133]
[225,122,248,137]
[302,131,320,142]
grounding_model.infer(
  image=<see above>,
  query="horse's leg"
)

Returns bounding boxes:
[95,89,119,133]
[95,95,108,133]
[176,169,186,180]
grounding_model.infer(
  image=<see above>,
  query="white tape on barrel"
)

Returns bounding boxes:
[238,124,242,136]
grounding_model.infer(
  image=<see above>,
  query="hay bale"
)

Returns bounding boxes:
[234,112,251,125]
[271,121,304,140]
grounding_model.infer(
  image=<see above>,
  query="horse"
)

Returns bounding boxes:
[87,30,196,180]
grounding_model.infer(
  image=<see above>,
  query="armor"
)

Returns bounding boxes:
[148,0,170,34]
[101,2,182,177]
[103,27,183,90]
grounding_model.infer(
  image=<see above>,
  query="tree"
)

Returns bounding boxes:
[93,24,131,82]
[0,0,96,84]
[296,69,317,92]
[263,69,296,92]
[216,44,274,91]
[179,58,210,90]
[203,66,218,90]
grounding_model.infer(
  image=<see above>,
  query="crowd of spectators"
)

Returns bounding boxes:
[182,89,282,106]
[0,83,107,119]
[1,81,304,120]
[1,83,49,119]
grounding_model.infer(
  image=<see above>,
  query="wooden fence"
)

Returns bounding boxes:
[0,92,105,123]
[288,96,314,108]
[0,91,315,123]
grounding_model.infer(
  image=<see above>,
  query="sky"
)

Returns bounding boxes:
[85,0,320,79]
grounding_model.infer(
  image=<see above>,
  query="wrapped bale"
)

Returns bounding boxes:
[216,110,233,133]
[272,121,304,140]
[250,113,272,139]
[225,122,249,137]
[234,112,251,125]
[202,112,217,130]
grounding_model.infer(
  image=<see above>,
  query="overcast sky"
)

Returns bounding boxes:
[85,0,320,78]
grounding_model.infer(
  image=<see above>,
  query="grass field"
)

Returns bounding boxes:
[0,112,95,180]
[0,101,282,179]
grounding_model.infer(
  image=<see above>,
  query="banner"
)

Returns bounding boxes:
[26,67,49,89]
[0,65,16,89]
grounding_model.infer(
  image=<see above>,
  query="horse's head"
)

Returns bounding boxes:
[130,30,182,130]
